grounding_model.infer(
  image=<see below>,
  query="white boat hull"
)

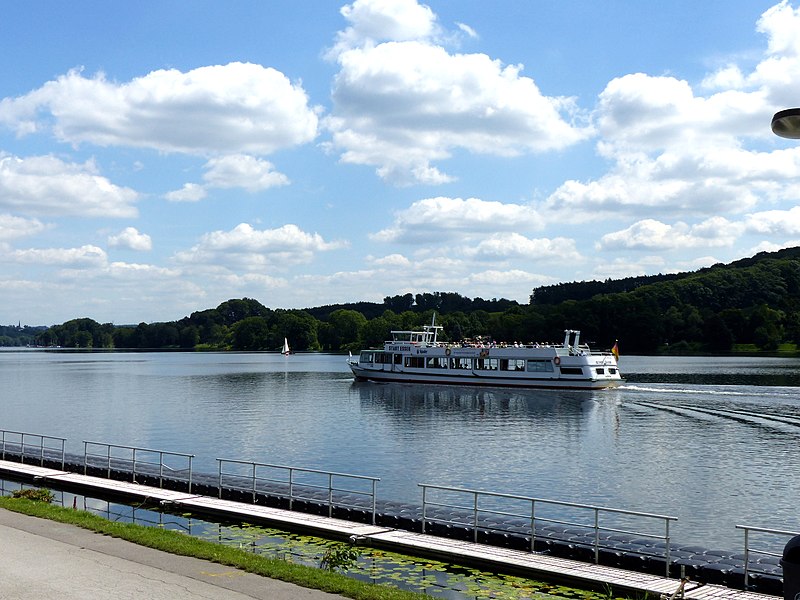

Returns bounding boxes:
[349,365,621,389]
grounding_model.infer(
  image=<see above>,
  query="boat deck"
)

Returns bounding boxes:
[0,460,778,600]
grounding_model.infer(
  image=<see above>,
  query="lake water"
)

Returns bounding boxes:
[2,350,799,551]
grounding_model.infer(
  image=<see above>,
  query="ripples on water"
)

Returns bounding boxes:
[1,350,799,551]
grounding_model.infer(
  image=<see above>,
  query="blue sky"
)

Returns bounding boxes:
[2,0,800,325]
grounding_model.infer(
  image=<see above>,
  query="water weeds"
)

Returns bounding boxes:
[200,521,625,600]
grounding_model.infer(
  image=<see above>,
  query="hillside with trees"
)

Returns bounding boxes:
[0,324,47,347]
[29,246,800,355]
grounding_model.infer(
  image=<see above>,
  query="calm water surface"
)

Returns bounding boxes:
[2,350,799,550]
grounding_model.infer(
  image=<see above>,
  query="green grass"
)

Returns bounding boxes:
[731,342,799,354]
[0,496,431,600]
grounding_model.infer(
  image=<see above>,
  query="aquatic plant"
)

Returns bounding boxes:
[11,488,54,503]
[319,542,362,573]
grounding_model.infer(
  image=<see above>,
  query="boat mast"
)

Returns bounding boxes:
[425,312,443,345]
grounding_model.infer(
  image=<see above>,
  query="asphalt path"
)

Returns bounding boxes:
[0,507,347,599]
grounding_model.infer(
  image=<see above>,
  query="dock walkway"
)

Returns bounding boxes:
[0,459,780,600]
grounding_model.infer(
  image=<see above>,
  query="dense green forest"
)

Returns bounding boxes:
[14,246,800,354]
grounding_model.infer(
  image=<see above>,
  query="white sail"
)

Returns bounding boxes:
[282,337,290,355]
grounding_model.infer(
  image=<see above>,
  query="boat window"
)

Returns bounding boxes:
[596,368,605,375]
[360,352,373,363]
[450,357,473,370]
[559,367,584,375]
[527,360,555,373]
[500,359,526,371]
[405,356,425,368]
[374,352,391,364]
[608,368,617,374]
[475,358,498,370]
[426,357,448,369]
[394,354,403,365]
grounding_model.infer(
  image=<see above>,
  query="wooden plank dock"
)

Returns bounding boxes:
[0,459,779,600]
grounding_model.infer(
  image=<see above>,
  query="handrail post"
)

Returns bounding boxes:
[132,448,137,483]
[38,435,45,466]
[421,485,427,534]
[159,451,165,488]
[473,492,479,543]
[665,518,671,578]
[530,499,536,552]
[288,468,294,511]
[106,444,111,479]
[83,441,88,475]
[60,438,65,470]
[328,473,333,518]
[188,455,193,493]
[743,527,750,589]
[20,433,25,465]
[252,462,257,503]
[217,460,223,498]
[593,508,600,564]
[371,479,377,525]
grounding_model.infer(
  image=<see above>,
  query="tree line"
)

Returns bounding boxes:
[22,246,800,354]
[0,324,47,347]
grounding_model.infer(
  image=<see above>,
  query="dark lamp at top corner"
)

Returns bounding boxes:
[772,108,800,139]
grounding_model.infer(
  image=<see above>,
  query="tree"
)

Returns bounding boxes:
[179,326,200,349]
[322,310,367,352]
[703,314,734,353]
[231,317,270,350]
[749,304,785,350]
[216,298,270,326]
[274,311,319,351]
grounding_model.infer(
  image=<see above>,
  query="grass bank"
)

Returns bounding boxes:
[0,495,430,600]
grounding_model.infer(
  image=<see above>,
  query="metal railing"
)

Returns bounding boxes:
[217,458,380,524]
[0,429,66,469]
[736,524,797,588]
[83,441,194,492]
[420,483,678,577]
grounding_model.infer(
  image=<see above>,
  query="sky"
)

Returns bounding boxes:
[3,1,800,326]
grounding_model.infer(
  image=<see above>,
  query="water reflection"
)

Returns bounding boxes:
[353,380,604,420]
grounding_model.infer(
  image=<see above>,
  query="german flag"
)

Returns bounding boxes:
[611,341,619,360]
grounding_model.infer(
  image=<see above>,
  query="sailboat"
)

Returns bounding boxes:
[281,337,290,356]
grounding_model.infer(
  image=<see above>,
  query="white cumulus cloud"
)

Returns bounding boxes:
[597,218,742,251]
[174,223,348,270]
[0,62,320,156]
[6,244,107,266]
[202,154,289,192]
[0,214,48,241]
[108,227,152,251]
[0,154,137,218]
[326,0,589,185]
[371,196,541,243]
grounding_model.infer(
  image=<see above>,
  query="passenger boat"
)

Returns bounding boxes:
[347,317,623,389]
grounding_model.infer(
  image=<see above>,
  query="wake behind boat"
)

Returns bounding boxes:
[347,316,622,390]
